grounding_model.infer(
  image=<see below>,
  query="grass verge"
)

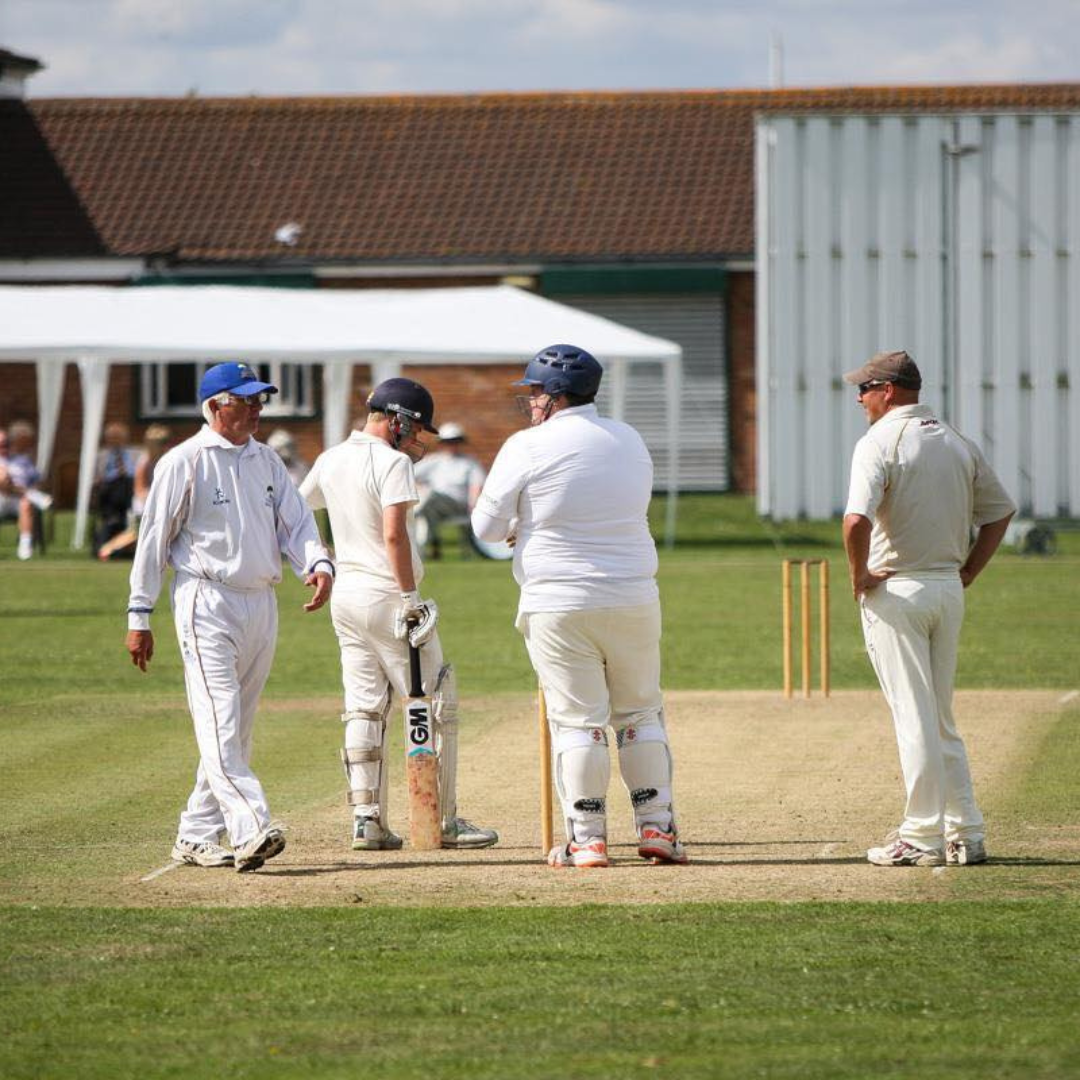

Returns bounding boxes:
[3,902,1080,1080]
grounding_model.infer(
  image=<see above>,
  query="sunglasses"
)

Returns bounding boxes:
[857,380,890,396]
[224,391,274,406]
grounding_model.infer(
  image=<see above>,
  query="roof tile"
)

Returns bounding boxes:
[2,83,1078,262]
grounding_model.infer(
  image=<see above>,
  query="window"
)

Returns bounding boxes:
[139,362,317,418]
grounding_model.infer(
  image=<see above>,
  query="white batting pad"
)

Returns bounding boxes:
[554,725,611,844]
[615,715,675,835]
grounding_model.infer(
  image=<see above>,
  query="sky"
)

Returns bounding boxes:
[2,0,1079,98]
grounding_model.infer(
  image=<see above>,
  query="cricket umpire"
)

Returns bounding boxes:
[842,350,1015,868]
[126,362,334,873]
[299,378,498,852]
[472,344,687,868]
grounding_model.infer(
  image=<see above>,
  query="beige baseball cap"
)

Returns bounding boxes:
[843,350,922,389]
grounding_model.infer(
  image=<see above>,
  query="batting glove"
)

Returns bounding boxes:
[394,590,439,648]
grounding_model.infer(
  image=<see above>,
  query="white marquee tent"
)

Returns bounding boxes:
[0,284,683,548]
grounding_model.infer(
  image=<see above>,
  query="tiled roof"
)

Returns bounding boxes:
[5,83,1080,264]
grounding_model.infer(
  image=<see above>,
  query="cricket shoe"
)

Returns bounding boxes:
[441,817,499,849]
[946,838,987,866]
[867,834,945,867]
[352,816,403,851]
[547,839,609,869]
[234,825,286,872]
[171,838,234,868]
[637,827,689,865]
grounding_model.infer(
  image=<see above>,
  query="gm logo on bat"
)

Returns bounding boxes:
[407,702,434,756]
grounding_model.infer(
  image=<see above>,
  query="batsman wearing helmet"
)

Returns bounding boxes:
[299,378,498,853]
[472,345,687,868]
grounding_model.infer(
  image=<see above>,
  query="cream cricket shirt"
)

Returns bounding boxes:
[300,431,423,595]
[472,404,659,613]
[845,403,1016,576]
[127,426,332,630]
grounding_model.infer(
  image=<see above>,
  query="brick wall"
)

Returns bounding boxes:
[726,270,756,494]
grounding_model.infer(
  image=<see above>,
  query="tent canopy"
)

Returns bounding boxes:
[0,284,682,547]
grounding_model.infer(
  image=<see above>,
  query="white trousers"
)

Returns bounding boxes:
[330,578,445,710]
[860,575,984,848]
[519,603,664,730]
[172,575,277,848]
[520,602,674,842]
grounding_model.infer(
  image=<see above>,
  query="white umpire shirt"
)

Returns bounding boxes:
[472,404,659,614]
[845,403,1016,576]
[299,431,423,596]
[127,425,332,630]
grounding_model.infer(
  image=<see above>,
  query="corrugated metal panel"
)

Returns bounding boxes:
[758,111,1080,518]
[556,294,728,490]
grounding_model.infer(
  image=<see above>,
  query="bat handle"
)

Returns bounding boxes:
[407,618,424,697]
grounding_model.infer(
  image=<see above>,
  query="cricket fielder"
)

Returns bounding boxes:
[127,363,334,873]
[299,378,498,852]
[472,345,687,868]
[843,350,1015,867]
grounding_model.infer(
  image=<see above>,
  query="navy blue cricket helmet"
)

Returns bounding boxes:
[366,378,438,433]
[514,344,603,398]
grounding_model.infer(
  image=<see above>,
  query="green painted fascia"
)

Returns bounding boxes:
[133,274,317,288]
[541,264,726,295]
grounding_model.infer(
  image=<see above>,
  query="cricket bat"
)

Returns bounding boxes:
[405,629,442,850]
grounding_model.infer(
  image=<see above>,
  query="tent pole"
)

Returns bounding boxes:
[72,357,110,550]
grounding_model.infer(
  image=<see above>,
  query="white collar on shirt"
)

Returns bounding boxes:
[546,403,598,423]
[196,424,257,453]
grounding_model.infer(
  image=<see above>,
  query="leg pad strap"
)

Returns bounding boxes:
[347,788,380,806]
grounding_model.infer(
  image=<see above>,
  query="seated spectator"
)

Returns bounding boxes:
[266,428,310,487]
[92,422,138,556]
[414,422,486,559]
[0,420,52,561]
[97,424,172,561]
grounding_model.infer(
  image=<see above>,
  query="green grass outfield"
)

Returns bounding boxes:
[1,496,1078,1078]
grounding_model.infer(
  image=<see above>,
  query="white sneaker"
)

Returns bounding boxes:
[26,489,53,511]
[234,825,286,872]
[867,834,945,867]
[352,816,403,851]
[171,839,234,867]
[441,817,499,849]
[638,827,689,865]
[946,838,987,866]
[547,839,609,868]
[17,535,33,560]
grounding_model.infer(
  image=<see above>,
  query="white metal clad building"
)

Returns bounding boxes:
[557,294,729,490]
[756,111,1080,519]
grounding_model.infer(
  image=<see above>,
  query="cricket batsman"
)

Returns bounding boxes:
[471,345,687,868]
[299,377,498,852]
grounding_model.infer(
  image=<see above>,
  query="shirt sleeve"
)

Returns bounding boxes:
[273,455,334,579]
[471,434,529,541]
[844,435,887,522]
[298,455,324,510]
[967,442,1017,526]
[380,453,418,508]
[126,452,190,631]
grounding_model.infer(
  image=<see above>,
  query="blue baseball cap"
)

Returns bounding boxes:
[199,362,278,403]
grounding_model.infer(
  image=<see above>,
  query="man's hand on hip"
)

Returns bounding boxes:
[304,570,333,612]
[851,569,891,600]
[127,630,154,672]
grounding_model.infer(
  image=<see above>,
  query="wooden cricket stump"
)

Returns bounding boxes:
[538,683,554,855]
[781,558,830,699]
